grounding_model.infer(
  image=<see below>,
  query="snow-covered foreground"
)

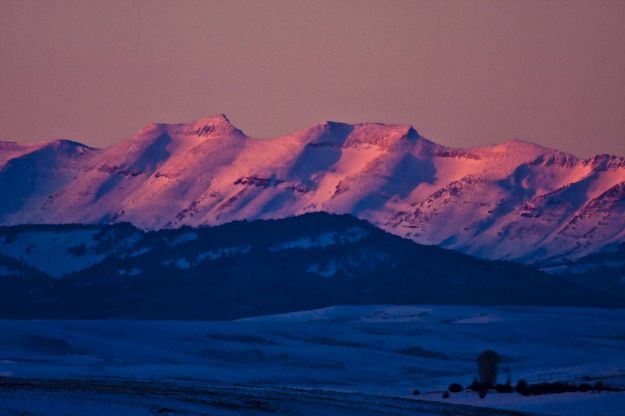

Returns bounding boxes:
[1,305,624,415]
[0,379,529,416]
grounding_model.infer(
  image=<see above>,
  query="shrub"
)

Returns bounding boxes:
[516,378,529,395]
[495,383,513,393]
[467,378,484,392]
[412,389,420,396]
[512,379,621,396]
[479,389,487,399]
[448,383,463,393]
[442,391,450,399]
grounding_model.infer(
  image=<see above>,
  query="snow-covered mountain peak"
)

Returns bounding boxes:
[182,113,245,136]
[487,138,553,154]
[297,120,426,152]
[0,138,93,153]
[469,138,570,168]
[350,121,420,139]
[194,113,233,126]
[46,139,96,154]
[0,139,96,169]
[135,114,246,141]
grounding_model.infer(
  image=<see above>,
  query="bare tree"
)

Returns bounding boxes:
[477,350,501,387]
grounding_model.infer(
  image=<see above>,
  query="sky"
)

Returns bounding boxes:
[1,0,624,157]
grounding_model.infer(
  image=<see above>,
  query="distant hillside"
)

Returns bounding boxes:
[0,213,621,320]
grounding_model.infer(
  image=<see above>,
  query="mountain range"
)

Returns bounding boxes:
[2,114,624,265]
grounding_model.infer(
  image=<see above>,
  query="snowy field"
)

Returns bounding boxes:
[1,305,624,415]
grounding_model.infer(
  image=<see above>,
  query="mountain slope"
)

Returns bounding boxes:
[1,115,624,264]
[0,213,620,320]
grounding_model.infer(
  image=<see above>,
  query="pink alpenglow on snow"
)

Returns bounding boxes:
[1,115,624,265]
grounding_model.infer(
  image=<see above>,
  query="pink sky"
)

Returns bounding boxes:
[1,0,624,156]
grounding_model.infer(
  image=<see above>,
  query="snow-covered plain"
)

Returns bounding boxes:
[1,305,624,415]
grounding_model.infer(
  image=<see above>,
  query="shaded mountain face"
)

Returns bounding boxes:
[1,115,624,264]
[0,213,620,320]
